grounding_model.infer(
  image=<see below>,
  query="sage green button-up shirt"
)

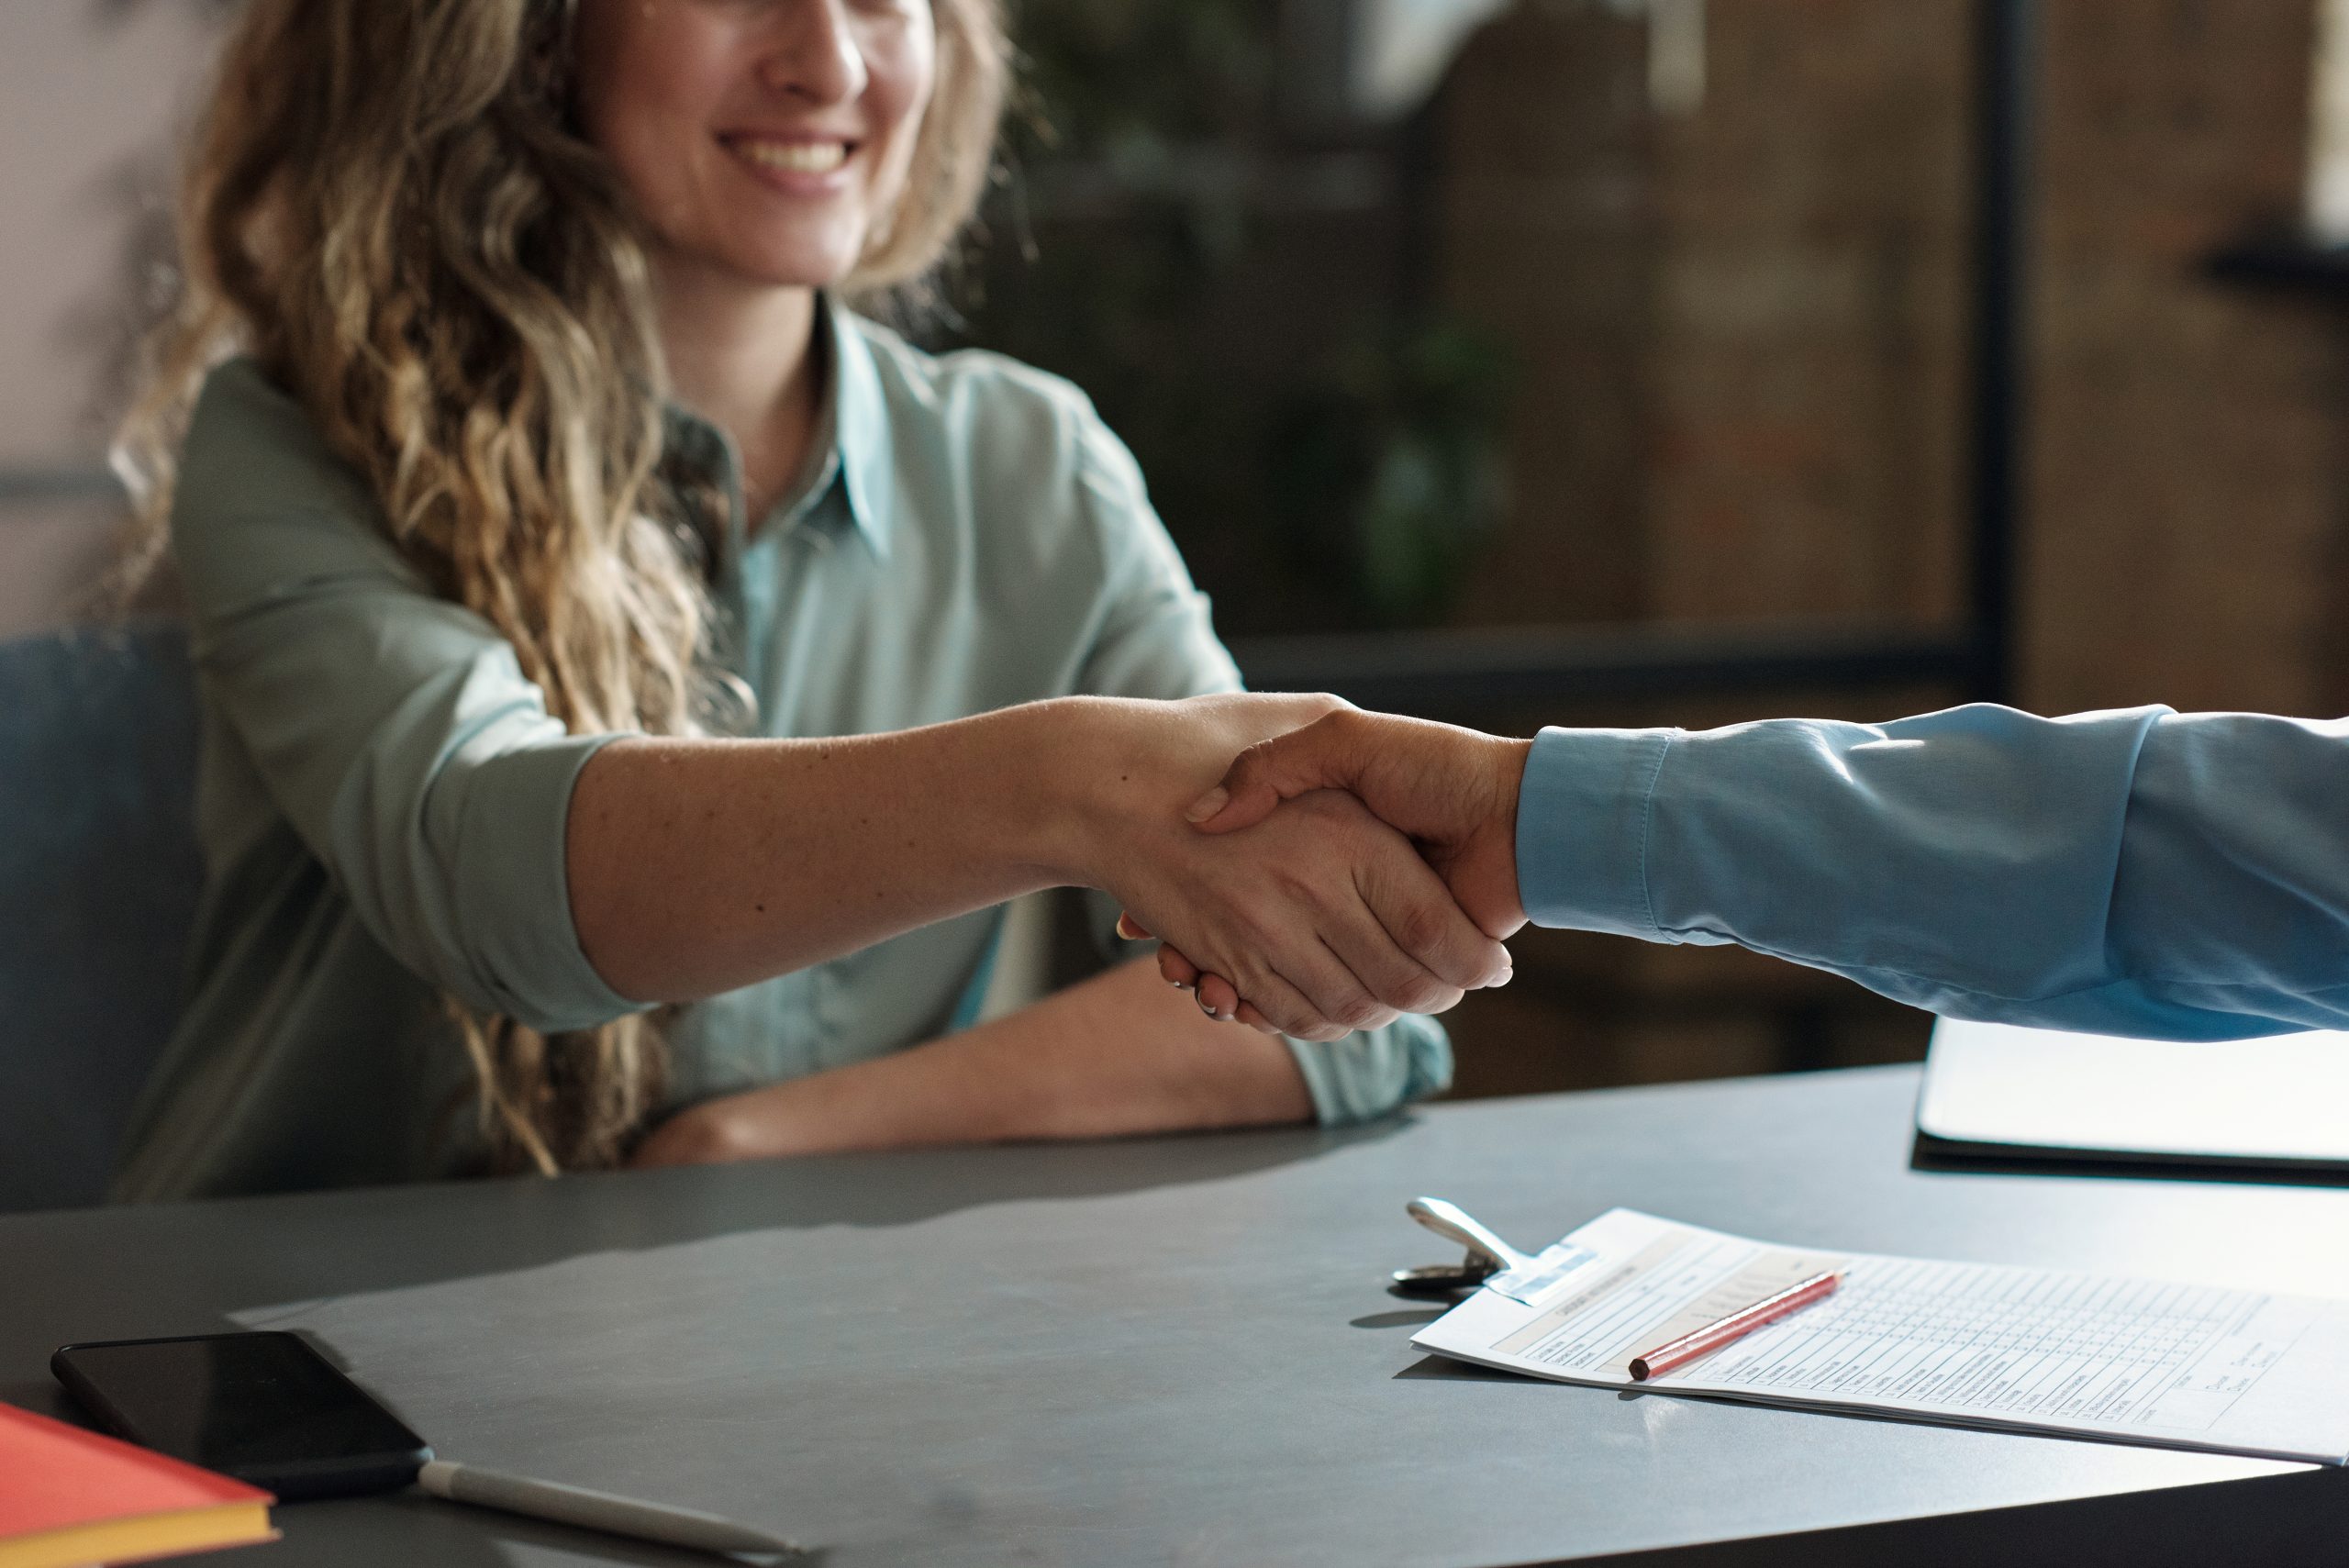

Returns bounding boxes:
[112,302,1450,1201]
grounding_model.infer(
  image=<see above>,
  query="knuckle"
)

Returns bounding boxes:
[1267,868,1321,909]
[1397,974,1453,1014]
[1393,903,1449,960]
[1275,1002,1324,1038]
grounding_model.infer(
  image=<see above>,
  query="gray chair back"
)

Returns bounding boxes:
[0,621,204,1211]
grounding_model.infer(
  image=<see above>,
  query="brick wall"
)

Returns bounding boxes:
[1647,0,1971,628]
[2028,0,2348,717]
[1432,0,2347,728]
[1436,0,1972,634]
[1423,0,2349,1097]
[1436,2,1658,625]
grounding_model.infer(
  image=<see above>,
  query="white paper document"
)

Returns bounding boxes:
[1411,1209,2349,1464]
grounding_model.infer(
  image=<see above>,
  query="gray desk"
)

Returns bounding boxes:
[5,1065,2344,1566]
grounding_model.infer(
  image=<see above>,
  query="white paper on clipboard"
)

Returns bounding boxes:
[1413,1207,2349,1465]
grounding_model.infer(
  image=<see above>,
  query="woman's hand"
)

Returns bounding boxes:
[623,958,1318,1168]
[626,1095,775,1168]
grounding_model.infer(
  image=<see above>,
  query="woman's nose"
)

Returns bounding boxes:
[755,0,869,106]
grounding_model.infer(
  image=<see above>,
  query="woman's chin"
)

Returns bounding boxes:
[719,232,871,294]
[653,233,866,298]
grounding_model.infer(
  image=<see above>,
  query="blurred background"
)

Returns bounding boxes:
[7,0,2348,1104]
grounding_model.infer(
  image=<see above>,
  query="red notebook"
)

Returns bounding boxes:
[0,1402,276,1568]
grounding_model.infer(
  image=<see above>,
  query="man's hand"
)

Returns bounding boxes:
[1130,709,1531,1029]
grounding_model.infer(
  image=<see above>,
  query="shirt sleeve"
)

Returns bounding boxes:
[1516,703,2349,1038]
[172,375,643,1034]
[1065,415,1454,1122]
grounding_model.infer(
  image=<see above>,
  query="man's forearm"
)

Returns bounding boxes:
[1520,705,2349,1037]
[634,959,1314,1164]
[1180,699,2349,1042]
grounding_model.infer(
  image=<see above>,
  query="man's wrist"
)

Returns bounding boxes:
[1489,736,1534,930]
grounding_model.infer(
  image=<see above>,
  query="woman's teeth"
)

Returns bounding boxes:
[737,140,849,174]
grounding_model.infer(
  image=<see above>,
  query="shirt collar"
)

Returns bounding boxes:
[660,292,893,562]
[821,294,895,562]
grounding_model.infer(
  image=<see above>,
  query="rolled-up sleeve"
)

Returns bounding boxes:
[1066,412,1453,1122]
[174,491,642,1034]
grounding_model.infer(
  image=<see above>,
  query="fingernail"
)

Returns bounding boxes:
[1492,966,1513,988]
[1184,786,1229,824]
[1171,980,1194,993]
[1197,993,1219,1018]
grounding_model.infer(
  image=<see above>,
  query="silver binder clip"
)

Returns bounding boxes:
[1389,1196,1533,1300]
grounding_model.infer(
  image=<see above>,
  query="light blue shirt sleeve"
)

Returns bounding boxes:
[172,361,643,1036]
[1516,704,2349,1038]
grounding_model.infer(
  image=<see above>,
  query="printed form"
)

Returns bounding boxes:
[1413,1209,2349,1463]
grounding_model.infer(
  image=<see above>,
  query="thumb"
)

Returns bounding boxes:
[1186,711,1364,834]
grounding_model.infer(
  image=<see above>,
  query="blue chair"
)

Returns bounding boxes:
[0,620,204,1212]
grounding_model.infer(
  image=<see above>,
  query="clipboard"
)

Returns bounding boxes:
[1410,1205,2349,1465]
[1915,1018,2349,1174]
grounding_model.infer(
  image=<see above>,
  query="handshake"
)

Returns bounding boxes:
[1083,693,1531,1044]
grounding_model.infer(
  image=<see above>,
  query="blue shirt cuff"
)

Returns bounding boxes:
[1283,1013,1453,1126]
[1516,727,1678,936]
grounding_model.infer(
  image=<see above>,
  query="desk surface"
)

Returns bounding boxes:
[5,1064,2346,1567]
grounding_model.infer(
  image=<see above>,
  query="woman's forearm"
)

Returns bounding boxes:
[568,700,1079,1003]
[566,689,1511,1036]
[629,958,1315,1164]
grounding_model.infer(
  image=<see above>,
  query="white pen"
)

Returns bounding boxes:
[417,1459,801,1557]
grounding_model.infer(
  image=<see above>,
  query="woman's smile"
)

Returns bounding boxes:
[722,133,859,193]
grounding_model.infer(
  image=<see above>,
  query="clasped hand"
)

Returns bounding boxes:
[1078,696,1509,1040]
[1117,706,1534,1039]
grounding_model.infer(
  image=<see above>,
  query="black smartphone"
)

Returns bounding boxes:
[51,1330,434,1500]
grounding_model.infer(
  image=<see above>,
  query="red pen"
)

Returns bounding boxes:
[1628,1269,1844,1382]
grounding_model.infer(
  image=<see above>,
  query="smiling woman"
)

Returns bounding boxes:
[101,0,1500,1198]
[575,0,941,289]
